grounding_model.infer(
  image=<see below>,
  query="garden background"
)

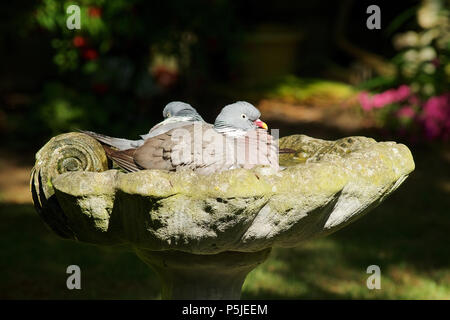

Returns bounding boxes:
[0,0,449,299]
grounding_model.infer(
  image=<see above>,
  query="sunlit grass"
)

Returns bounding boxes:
[267,76,358,104]
[243,245,450,299]
[1,196,449,299]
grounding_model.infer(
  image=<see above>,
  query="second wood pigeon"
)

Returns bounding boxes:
[81,101,204,150]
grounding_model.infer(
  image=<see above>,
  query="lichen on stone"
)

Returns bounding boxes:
[32,132,415,253]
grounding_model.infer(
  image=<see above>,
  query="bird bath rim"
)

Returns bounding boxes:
[30,132,415,299]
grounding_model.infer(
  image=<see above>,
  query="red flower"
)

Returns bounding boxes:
[73,36,86,48]
[92,83,109,94]
[88,7,102,18]
[82,48,98,60]
[153,66,178,88]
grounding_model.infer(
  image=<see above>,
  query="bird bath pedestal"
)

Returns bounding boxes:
[31,132,415,299]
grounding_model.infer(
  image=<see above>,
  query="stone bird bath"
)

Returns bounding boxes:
[30,132,415,299]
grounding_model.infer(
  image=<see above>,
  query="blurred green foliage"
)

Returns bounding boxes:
[356,0,450,142]
[360,0,450,98]
[2,0,447,148]
[268,76,357,104]
[3,0,240,148]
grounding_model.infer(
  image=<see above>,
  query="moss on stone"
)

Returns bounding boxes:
[33,132,415,253]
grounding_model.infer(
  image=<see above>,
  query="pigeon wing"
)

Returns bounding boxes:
[135,123,224,173]
[80,130,144,150]
[141,119,206,140]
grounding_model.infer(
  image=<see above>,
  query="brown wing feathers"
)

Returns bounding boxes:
[134,132,175,171]
[88,124,292,174]
[102,145,141,172]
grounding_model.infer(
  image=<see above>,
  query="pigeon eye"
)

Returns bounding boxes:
[167,112,171,117]
[241,114,247,119]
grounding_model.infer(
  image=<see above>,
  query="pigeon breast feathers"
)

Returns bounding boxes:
[131,124,279,174]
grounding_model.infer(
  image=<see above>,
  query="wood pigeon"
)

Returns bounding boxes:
[99,101,280,175]
[81,101,204,150]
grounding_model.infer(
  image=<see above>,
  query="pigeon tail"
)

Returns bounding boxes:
[79,130,144,150]
[102,145,141,172]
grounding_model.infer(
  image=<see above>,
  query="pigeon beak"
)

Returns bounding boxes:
[254,119,268,130]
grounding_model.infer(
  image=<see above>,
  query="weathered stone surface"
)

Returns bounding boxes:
[33,133,415,254]
[135,248,271,299]
[31,132,109,239]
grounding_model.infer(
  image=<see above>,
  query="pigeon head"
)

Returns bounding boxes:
[214,101,268,132]
[162,101,204,121]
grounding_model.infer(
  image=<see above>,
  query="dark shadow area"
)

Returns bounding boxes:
[0,203,161,299]
[241,123,450,299]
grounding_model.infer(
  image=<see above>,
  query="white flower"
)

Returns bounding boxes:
[419,47,437,61]
[417,0,441,28]
[422,83,435,95]
[404,49,419,62]
[393,31,420,49]
[423,63,436,74]
[419,29,439,46]
[402,63,417,78]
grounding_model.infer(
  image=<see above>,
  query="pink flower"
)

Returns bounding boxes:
[372,91,391,108]
[395,85,411,101]
[424,120,441,139]
[431,58,440,68]
[423,94,449,120]
[359,85,413,111]
[408,94,420,106]
[420,93,450,140]
[358,91,373,111]
[396,106,416,119]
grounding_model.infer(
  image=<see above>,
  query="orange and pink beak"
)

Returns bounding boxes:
[254,119,268,130]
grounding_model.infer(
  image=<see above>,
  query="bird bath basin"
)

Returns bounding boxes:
[31,132,415,299]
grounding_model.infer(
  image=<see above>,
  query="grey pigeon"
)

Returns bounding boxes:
[103,101,279,175]
[82,101,204,150]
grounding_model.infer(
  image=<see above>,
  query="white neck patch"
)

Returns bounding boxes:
[162,116,194,124]
[215,127,248,137]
